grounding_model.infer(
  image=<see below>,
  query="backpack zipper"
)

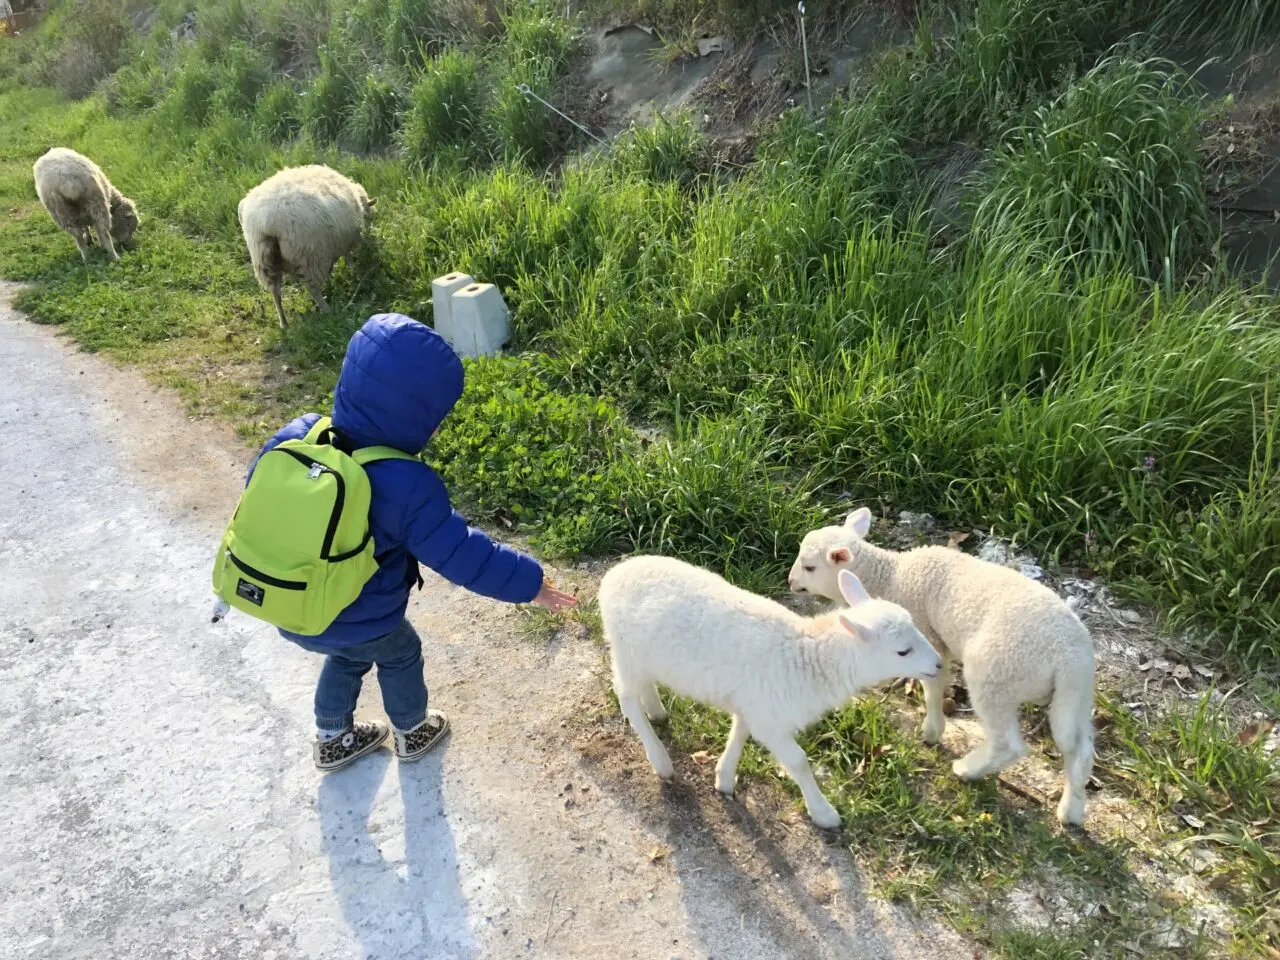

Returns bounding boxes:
[272,448,346,560]
[227,550,307,590]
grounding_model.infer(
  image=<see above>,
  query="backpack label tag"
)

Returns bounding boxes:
[236,579,265,606]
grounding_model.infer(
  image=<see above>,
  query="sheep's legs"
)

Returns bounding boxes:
[90,202,119,261]
[919,648,951,744]
[270,273,288,330]
[1049,688,1094,827]
[715,714,748,794]
[952,695,1026,781]
[618,692,674,780]
[754,729,841,829]
[71,228,93,264]
[304,277,329,313]
[640,683,666,721]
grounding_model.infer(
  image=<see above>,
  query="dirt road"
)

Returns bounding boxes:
[0,282,969,960]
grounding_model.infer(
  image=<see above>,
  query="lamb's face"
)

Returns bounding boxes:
[825,568,942,686]
[788,528,844,599]
[789,507,873,599]
[850,606,942,687]
[110,197,140,249]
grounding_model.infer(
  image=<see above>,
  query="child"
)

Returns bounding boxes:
[249,313,577,771]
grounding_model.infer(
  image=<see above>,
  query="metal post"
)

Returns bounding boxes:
[798,1,813,115]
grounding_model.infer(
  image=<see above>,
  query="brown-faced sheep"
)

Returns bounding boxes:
[237,165,376,329]
[32,148,139,264]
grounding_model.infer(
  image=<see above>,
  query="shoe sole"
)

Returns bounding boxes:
[315,726,389,772]
[396,712,450,762]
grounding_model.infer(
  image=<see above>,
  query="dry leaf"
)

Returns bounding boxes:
[1239,718,1275,746]
[1193,665,1215,680]
[1207,872,1235,891]
[1172,664,1192,681]
[946,530,971,550]
[690,750,713,765]
[1181,813,1206,830]
[648,844,669,863]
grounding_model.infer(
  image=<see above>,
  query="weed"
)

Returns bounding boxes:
[400,49,486,165]
[344,70,404,153]
[612,112,713,188]
[972,56,1211,279]
[254,79,304,142]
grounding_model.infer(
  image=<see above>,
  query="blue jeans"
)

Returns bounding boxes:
[291,619,428,734]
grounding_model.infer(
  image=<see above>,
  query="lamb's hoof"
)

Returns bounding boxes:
[714,775,736,796]
[1057,794,1085,827]
[920,717,945,745]
[652,758,676,781]
[808,804,842,830]
[951,757,982,781]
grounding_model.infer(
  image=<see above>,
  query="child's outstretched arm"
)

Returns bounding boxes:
[403,466,575,611]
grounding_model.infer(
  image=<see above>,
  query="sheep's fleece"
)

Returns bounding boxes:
[237,164,374,328]
[599,554,942,829]
[789,509,1095,826]
[32,148,139,264]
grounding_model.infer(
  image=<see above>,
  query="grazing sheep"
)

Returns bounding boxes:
[788,508,1096,826]
[237,165,376,329]
[599,555,943,829]
[32,148,139,264]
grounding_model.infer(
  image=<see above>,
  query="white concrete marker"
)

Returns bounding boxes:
[430,272,474,347]
[448,281,511,358]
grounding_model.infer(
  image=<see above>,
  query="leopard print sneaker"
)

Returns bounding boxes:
[313,722,389,771]
[393,711,450,762]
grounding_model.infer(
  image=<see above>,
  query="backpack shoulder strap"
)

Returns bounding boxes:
[301,416,333,445]
[351,445,420,466]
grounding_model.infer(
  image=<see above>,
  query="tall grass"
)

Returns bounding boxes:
[972,56,1211,279]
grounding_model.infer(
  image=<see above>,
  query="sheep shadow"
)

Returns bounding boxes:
[575,718,953,960]
[317,746,477,960]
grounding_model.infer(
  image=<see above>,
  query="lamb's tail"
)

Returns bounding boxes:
[1048,654,1095,827]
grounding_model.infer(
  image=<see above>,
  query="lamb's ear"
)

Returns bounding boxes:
[827,546,851,565]
[367,196,377,208]
[838,569,872,607]
[838,613,871,642]
[844,507,872,538]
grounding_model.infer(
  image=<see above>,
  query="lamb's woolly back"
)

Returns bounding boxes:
[600,554,942,828]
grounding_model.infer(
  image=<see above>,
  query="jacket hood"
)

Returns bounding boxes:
[332,313,465,453]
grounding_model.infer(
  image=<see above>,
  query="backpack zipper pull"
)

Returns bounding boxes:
[307,463,324,480]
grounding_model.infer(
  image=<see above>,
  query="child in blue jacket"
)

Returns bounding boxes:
[250,313,576,771]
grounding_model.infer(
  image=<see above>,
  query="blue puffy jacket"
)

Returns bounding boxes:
[248,313,544,646]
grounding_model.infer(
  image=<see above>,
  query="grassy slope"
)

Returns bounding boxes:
[2,0,1279,955]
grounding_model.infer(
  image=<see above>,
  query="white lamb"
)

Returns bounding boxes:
[32,148,139,264]
[788,508,1096,826]
[598,555,943,829]
[237,165,376,329]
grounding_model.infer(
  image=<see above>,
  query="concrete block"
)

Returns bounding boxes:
[449,282,511,358]
[430,272,474,347]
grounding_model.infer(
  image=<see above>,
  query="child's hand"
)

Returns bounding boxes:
[533,582,578,614]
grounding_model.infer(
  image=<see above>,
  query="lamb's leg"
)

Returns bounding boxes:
[618,693,674,780]
[952,685,1027,781]
[304,274,329,313]
[270,272,287,330]
[754,728,841,829]
[1049,683,1094,827]
[89,201,119,262]
[640,683,666,721]
[71,228,93,264]
[920,647,951,744]
[715,714,748,795]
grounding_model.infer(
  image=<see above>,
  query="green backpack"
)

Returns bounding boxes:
[212,417,418,635]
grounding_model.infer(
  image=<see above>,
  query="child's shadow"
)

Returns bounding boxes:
[318,748,477,960]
